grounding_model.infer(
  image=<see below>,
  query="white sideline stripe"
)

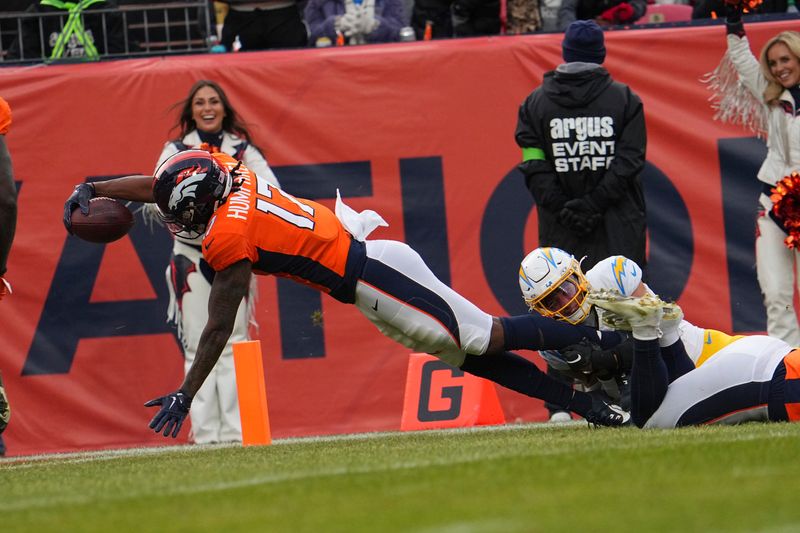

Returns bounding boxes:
[2,420,793,468]
[0,421,577,468]
[4,425,798,512]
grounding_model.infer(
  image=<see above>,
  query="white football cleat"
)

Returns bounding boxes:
[659,303,685,346]
[587,290,679,341]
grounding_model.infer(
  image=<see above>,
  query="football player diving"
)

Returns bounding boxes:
[63,150,632,437]
[517,247,748,413]
[519,247,800,427]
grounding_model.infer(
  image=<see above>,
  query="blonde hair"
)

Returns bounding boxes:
[760,31,800,105]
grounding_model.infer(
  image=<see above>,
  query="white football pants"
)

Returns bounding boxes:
[354,240,494,367]
[756,213,800,347]
[644,335,790,428]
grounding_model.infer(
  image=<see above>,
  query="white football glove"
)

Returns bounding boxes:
[359,14,379,34]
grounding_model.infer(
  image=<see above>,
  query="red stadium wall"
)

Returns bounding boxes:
[1,20,796,456]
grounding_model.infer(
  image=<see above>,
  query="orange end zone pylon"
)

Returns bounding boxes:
[232,340,272,446]
[400,353,505,431]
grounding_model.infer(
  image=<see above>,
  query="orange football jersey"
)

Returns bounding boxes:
[0,97,11,135]
[202,153,365,302]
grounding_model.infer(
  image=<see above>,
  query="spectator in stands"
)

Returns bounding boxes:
[305,0,403,45]
[506,0,542,34]
[409,0,500,40]
[514,20,647,420]
[0,96,16,456]
[704,5,800,346]
[506,0,563,33]
[8,0,124,61]
[152,81,280,444]
[217,0,307,50]
[692,0,787,20]
[557,0,645,30]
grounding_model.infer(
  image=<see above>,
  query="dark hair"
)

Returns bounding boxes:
[170,80,254,142]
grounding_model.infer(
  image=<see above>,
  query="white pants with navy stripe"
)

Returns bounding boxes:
[167,241,248,444]
[354,240,493,367]
[644,335,790,428]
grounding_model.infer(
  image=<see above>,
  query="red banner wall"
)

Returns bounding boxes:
[1,21,796,456]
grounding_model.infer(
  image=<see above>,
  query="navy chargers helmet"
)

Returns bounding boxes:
[152,149,233,238]
[518,247,591,324]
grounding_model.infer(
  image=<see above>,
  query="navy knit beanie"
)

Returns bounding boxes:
[562,20,606,64]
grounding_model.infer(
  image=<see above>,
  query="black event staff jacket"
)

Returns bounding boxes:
[515,63,647,269]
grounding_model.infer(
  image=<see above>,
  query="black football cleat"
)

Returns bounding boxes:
[583,391,630,428]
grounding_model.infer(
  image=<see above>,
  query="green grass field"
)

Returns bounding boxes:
[3,422,799,532]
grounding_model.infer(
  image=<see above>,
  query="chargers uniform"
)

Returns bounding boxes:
[587,258,800,427]
[203,153,494,367]
[537,253,745,406]
[586,255,744,366]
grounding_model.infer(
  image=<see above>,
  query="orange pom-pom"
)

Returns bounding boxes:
[771,172,800,249]
[723,0,763,10]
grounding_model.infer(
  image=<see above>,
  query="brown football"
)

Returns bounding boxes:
[70,197,135,243]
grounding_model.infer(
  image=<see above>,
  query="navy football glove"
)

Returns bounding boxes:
[145,390,192,438]
[63,182,95,234]
[559,340,597,375]
[561,338,634,379]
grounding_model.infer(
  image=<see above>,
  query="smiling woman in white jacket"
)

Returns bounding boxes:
[708,9,800,346]
[154,80,281,444]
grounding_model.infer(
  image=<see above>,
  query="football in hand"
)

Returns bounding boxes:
[70,197,135,243]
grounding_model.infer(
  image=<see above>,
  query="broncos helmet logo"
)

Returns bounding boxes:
[168,171,208,212]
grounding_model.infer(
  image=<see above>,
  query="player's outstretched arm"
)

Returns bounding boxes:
[181,259,253,397]
[145,259,253,438]
[63,175,154,234]
[92,175,155,201]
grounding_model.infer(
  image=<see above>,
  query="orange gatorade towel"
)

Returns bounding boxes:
[0,97,11,135]
[783,349,800,421]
